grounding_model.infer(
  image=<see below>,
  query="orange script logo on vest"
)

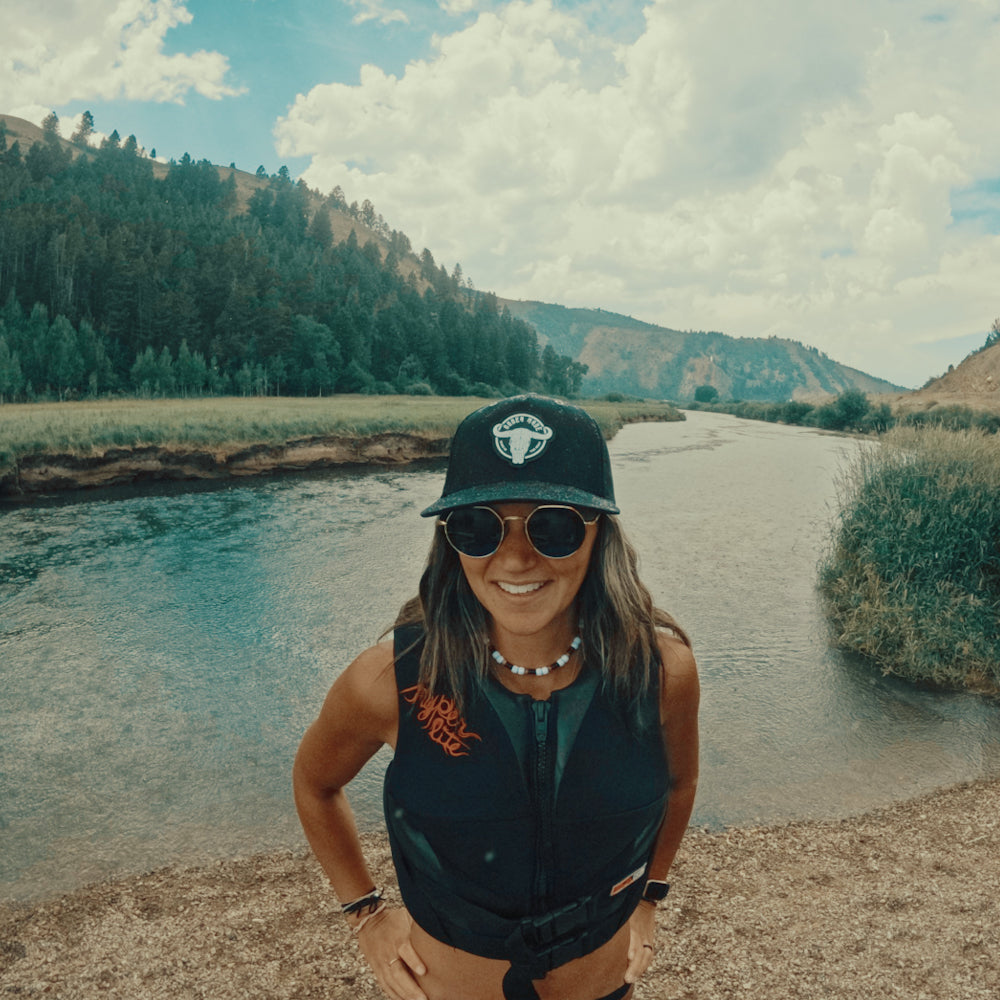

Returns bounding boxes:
[401,685,482,757]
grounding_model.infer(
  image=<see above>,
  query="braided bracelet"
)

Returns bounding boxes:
[351,901,387,935]
[341,888,382,916]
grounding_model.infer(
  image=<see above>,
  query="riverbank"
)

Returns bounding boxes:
[0,396,683,498]
[3,430,453,496]
[1,777,996,1000]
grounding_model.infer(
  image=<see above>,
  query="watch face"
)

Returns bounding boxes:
[642,880,671,902]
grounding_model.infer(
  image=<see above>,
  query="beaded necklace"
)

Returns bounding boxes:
[490,634,582,677]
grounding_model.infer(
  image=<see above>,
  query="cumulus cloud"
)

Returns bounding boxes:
[2,0,241,116]
[275,0,1000,385]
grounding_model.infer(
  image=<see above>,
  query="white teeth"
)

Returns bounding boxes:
[498,581,544,595]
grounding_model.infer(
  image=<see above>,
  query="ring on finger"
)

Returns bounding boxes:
[389,958,400,966]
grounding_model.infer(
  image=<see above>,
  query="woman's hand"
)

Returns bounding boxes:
[355,905,428,1000]
[623,900,657,985]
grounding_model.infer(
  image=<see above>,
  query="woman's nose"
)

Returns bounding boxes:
[496,516,536,562]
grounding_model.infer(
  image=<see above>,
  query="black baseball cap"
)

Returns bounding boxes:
[420,395,619,517]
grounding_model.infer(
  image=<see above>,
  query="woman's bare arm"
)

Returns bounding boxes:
[292,640,399,902]
[293,641,429,999]
[625,632,700,983]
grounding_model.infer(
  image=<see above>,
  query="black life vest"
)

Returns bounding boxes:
[383,625,670,999]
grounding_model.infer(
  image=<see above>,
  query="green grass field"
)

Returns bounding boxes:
[0,395,683,477]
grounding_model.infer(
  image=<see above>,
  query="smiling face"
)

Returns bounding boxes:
[456,502,599,653]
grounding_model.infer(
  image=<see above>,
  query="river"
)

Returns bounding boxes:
[2,410,999,901]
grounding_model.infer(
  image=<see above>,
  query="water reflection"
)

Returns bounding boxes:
[2,411,998,901]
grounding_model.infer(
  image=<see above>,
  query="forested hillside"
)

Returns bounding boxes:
[503,300,907,400]
[0,114,584,402]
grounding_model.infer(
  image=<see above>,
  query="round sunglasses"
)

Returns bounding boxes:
[439,504,600,559]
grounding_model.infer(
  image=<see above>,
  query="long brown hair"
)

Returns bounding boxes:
[395,514,689,713]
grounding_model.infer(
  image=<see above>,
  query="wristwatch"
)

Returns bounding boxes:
[641,879,671,905]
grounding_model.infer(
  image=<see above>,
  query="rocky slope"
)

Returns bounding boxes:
[895,340,1000,411]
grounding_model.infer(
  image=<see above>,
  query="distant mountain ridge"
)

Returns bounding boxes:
[501,300,907,401]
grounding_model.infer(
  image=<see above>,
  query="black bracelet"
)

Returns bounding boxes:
[341,888,382,916]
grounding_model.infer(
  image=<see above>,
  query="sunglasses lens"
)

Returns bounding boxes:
[444,507,503,557]
[526,507,587,558]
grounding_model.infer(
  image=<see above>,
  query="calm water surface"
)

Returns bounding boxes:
[2,410,999,900]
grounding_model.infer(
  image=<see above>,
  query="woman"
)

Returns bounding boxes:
[294,394,699,1000]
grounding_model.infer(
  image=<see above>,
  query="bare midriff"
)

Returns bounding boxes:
[408,919,631,1000]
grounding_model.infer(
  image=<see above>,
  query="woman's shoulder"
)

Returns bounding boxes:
[655,629,699,706]
[348,639,397,676]
[333,640,398,718]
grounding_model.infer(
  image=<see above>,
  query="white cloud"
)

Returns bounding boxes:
[346,0,409,25]
[278,0,1000,386]
[439,0,480,13]
[2,0,241,115]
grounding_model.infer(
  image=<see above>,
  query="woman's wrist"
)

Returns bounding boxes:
[349,901,387,935]
[340,886,386,933]
[341,886,382,916]
[640,878,671,906]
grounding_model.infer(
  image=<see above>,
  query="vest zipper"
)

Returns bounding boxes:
[531,698,554,909]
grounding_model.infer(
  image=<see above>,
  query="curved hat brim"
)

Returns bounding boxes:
[421,481,620,517]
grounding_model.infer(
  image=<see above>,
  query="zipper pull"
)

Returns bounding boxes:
[532,699,549,744]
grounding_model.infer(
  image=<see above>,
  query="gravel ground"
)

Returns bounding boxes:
[1,777,997,1000]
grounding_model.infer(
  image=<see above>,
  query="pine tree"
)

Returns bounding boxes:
[51,315,85,398]
[0,335,24,402]
[41,112,60,139]
[71,111,95,146]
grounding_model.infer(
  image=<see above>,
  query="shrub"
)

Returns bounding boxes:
[820,426,1000,693]
[810,389,871,432]
[975,411,1000,435]
[467,382,499,397]
[780,400,814,425]
[856,402,895,435]
[898,405,1000,435]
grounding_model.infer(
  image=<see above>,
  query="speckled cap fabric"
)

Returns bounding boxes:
[421,394,619,517]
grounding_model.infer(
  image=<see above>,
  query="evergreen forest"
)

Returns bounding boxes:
[0,115,586,402]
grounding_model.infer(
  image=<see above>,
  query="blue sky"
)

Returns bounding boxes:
[5,0,1000,388]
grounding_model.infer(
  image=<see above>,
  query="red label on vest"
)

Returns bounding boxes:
[610,864,647,896]
[401,684,482,757]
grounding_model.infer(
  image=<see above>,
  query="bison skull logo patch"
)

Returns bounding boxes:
[492,413,554,465]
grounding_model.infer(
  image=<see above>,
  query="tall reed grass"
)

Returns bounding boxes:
[820,426,1000,692]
